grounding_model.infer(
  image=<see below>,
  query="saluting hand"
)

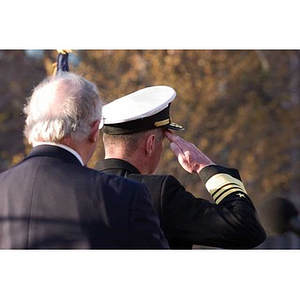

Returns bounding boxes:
[164,131,215,174]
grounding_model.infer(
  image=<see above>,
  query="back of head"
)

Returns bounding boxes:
[103,128,164,157]
[24,72,103,145]
[103,130,144,153]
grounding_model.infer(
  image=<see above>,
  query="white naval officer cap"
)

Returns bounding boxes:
[102,86,184,135]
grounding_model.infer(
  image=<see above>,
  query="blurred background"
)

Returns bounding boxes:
[1,49,300,248]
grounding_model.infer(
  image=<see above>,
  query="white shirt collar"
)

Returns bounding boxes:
[32,142,84,166]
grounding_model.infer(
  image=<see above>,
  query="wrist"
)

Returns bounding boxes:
[197,163,216,174]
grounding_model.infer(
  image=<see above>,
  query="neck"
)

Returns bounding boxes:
[105,150,151,174]
[60,137,95,166]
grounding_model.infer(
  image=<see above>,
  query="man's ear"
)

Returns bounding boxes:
[89,120,101,143]
[145,134,156,156]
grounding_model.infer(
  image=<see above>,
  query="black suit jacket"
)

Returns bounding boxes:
[0,145,168,249]
[96,159,266,249]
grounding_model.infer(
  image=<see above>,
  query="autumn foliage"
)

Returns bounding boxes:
[1,50,300,211]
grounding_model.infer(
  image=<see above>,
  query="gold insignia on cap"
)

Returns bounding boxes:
[154,119,170,127]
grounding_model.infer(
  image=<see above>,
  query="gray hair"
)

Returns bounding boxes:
[24,72,103,144]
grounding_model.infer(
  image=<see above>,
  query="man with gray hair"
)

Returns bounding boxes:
[0,73,168,249]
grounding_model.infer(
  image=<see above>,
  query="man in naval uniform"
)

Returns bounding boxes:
[96,86,266,249]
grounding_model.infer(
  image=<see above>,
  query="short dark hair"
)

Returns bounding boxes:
[103,128,164,155]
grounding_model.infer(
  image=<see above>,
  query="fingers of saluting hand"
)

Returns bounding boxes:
[166,131,198,173]
[165,130,215,173]
[164,130,175,142]
[170,141,192,172]
[165,130,189,150]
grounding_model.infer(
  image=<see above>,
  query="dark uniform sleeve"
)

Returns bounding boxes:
[162,165,266,249]
[129,183,169,249]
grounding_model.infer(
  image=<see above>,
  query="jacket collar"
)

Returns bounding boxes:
[25,145,83,166]
[96,158,140,174]
[33,142,84,165]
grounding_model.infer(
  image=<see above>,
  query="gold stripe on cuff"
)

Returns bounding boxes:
[215,188,245,204]
[213,184,243,200]
[205,173,247,203]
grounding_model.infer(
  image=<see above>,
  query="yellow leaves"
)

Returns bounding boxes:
[11,153,25,166]
[2,50,300,205]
